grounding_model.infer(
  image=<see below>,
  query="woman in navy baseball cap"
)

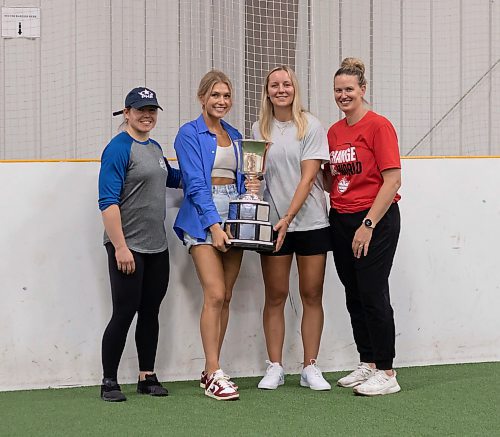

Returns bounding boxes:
[98,86,180,402]
[112,87,163,116]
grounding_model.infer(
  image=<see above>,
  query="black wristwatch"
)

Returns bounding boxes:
[363,218,375,229]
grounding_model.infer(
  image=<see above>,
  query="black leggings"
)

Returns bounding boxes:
[329,203,400,370]
[102,243,170,379]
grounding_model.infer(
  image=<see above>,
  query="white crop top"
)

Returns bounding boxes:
[211,144,237,179]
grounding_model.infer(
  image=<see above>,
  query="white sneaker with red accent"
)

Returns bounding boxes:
[300,359,331,390]
[205,369,240,401]
[200,371,207,388]
[200,370,238,390]
[353,369,401,396]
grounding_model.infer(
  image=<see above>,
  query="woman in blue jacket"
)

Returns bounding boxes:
[174,70,254,401]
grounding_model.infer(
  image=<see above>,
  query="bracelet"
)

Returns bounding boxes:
[281,213,295,226]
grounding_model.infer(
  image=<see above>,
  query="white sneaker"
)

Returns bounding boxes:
[337,362,377,388]
[205,369,240,400]
[257,360,284,390]
[353,369,401,396]
[300,359,331,390]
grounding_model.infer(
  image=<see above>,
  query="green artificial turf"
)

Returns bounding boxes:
[0,362,498,436]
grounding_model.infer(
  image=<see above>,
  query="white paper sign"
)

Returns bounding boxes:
[2,7,41,38]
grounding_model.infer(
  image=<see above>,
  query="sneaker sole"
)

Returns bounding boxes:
[101,395,126,402]
[201,382,238,390]
[353,383,401,396]
[257,380,284,390]
[136,389,168,397]
[300,379,331,391]
[336,380,365,388]
[204,390,240,401]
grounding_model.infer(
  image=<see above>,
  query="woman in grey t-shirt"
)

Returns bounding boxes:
[252,66,332,391]
[98,87,181,401]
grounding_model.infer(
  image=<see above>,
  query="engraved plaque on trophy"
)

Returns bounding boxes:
[225,139,275,251]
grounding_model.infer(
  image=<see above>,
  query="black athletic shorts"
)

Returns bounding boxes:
[262,226,333,256]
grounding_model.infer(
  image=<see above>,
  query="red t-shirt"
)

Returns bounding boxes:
[326,110,401,213]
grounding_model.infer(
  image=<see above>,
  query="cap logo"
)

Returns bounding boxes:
[138,89,154,99]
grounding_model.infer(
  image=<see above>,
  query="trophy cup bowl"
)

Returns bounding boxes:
[225,139,275,252]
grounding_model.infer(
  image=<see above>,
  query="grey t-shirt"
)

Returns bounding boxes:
[99,132,170,253]
[252,113,330,232]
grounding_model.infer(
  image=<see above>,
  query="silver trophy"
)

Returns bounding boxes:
[225,139,275,251]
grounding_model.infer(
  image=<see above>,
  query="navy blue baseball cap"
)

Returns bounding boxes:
[113,87,163,116]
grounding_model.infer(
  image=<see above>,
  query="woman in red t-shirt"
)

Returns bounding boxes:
[326,57,402,396]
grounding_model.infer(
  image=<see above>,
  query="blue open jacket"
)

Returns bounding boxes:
[173,114,245,242]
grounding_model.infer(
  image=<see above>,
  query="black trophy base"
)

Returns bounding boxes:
[225,219,275,252]
[229,239,275,252]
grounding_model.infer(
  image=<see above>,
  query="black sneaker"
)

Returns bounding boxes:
[100,378,127,402]
[137,373,168,396]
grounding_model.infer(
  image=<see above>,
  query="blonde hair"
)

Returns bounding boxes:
[197,70,233,102]
[334,57,367,87]
[258,65,308,141]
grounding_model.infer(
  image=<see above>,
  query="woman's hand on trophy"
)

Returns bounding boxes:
[210,223,231,252]
[244,175,261,195]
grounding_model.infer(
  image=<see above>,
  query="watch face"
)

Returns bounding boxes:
[364,219,373,227]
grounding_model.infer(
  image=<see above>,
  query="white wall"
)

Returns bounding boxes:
[0,158,499,391]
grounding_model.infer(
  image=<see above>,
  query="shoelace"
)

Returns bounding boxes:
[214,374,234,390]
[352,364,374,378]
[204,371,237,388]
[307,359,322,377]
[221,374,233,384]
[310,364,322,377]
[364,371,389,386]
[265,359,282,375]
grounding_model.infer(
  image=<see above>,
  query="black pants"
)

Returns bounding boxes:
[329,203,400,370]
[102,243,170,379]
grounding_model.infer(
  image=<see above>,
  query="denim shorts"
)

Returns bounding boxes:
[183,184,239,251]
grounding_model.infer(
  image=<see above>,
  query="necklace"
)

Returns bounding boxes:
[274,119,292,135]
